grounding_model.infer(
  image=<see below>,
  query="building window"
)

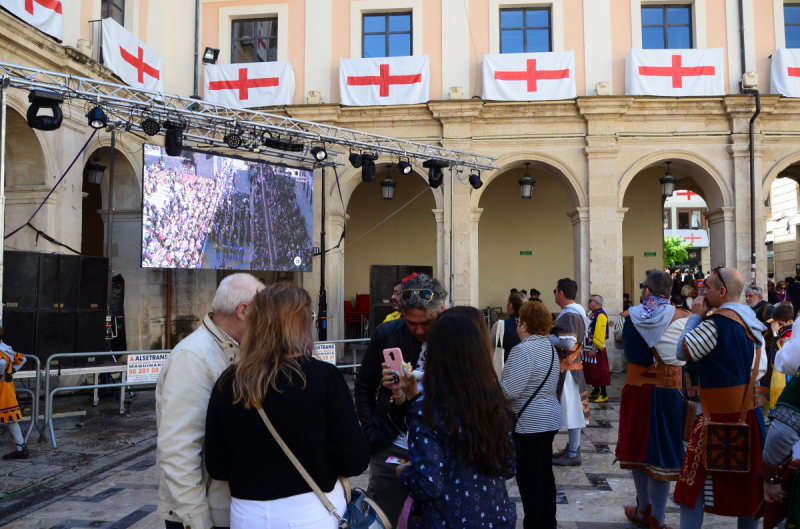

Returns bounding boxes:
[642,5,692,49]
[101,0,124,26]
[500,8,551,54]
[231,18,278,63]
[663,209,671,229]
[786,5,800,48]
[362,13,412,58]
[677,209,705,230]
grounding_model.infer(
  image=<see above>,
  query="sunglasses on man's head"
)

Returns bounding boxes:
[401,289,434,301]
[710,266,727,291]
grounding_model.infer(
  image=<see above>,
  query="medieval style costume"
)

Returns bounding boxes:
[613,298,688,529]
[0,341,28,460]
[674,304,768,529]
[764,323,793,411]
[550,303,590,466]
[584,307,611,403]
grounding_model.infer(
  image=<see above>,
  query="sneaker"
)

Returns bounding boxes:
[3,446,29,460]
[552,453,582,466]
[551,445,569,459]
[594,395,609,403]
[588,388,601,399]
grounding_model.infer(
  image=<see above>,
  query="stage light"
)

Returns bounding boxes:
[397,159,412,175]
[660,161,678,198]
[164,121,185,157]
[263,136,304,152]
[518,162,536,199]
[361,153,378,183]
[349,152,363,168]
[141,118,160,136]
[468,169,483,190]
[224,133,243,149]
[310,146,327,161]
[86,156,106,185]
[27,90,63,131]
[87,106,107,129]
[202,47,220,65]
[381,166,397,200]
[423,159,448,189]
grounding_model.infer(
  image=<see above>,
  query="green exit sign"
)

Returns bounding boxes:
[520,251,532,256]
[644,252,657,257]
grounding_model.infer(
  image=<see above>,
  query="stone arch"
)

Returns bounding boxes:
[83,136,143,211]
[470,151,587,209]
[618,149,733,209]
[762,150,800,197]
[4,92,59,186]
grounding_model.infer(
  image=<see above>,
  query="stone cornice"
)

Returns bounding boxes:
[469,207,483,223]
[427,100,484,120]
[577,97,633,119]
[431,208,445,222]
[727,142,767,158]
[584,136,620,158]
[567,207,589,225]
[285,105,342,125]
[705,206,735,223]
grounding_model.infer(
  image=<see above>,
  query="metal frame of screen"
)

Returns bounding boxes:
[139,144,314,272]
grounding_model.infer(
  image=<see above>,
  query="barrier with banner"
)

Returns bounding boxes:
[126,352,168,383]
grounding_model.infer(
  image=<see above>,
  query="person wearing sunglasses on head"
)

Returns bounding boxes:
[353,273,447,525]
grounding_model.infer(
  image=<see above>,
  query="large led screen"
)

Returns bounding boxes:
[141,145,313,272]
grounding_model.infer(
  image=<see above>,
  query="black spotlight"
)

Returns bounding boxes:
[468,169,483,190]
[141,117,160,136]
[310,146,327,161]
[26,90,63,131]
[361,153,378,183]
[263,135,304,152]
[423,159,449,189]
[202,47,220,65]
[86,106,107,130]
[224,133,243,149]
[397,159,413,175]
[349,152,363,168]
[163,121,185,157]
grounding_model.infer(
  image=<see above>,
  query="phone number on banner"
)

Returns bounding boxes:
[126,353,169,383]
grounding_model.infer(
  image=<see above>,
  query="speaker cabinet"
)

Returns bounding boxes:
[76,311,106,365]
[3,310,35,369]
[79,257,109,310]
[38,254,80,311]
[3,252,40,310]
[35,311,77,368]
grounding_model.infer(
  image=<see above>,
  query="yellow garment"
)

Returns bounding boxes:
[0,348,23,424]
[770,332,789,409]
[383,311,402,322]
[592,313,607,349]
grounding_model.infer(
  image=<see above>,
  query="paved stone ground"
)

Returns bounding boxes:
[0,374,758,528]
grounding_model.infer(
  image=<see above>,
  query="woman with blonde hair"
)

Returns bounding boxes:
[205,282,369,529]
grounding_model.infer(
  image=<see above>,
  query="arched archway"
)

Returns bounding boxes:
[762,151,800,280]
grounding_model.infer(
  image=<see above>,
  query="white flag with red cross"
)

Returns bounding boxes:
[626,48,724,96]
[101,18,164,92]
[204,62,295,108]
[770,48,800,98]
[339,56,429,106]
[482,51,576,101]
[0,0,63,40]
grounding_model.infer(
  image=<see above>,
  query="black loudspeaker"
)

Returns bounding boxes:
[38,254,80,311]
[76,311,106,365]
[3,252,40,310]
[79,257,109,310]
[368,265,434,336]
[3,311,36,369]
[35,311,77,368]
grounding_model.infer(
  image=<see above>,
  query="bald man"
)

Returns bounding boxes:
[673,268,768,529]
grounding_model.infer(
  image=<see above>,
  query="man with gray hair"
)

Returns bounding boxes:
[745,284,775,324]
[156,273,264,529]
[354,273,447,523]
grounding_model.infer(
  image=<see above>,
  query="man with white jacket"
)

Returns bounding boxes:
[156,273,263,529]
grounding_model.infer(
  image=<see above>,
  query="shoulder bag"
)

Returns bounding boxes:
[256,408,392,529]
[512,343,556,432]
[493,319,505,379]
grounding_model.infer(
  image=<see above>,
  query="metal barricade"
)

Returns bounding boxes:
[11,355,43,442]
[315,338,371,370]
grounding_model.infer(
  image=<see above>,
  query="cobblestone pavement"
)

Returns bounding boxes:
[0,374,751,528]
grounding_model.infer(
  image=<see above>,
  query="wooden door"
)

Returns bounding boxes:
[623,256,635,305]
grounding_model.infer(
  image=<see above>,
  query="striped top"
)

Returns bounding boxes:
[501,334,562,434]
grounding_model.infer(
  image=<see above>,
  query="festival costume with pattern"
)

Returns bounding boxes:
[674,307,768,516]
[0,344,25,424]
[764,324,792,411]
[584,308,611,390]
[549,304,591,430]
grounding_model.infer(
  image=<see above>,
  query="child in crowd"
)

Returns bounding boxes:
[1,331,28,460]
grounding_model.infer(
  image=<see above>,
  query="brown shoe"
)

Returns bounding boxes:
[552,453,582,466]
[3,446,29,460]
[624,502,652,527]
[551,445,569,458]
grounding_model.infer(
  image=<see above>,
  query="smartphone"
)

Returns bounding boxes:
[382,348,404,389]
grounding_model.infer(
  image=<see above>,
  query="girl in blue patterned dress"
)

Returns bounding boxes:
[396,308,517,528]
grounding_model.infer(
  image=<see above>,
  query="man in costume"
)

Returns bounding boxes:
[746,285,775,324]
[585,294,611,403]
[0,334,28,459]
[550,278,591,467]
[383,273,419,323]
[674,267,768,529]
[613,270,689,529]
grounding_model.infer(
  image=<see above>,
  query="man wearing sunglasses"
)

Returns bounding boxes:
[353,273,447,523]
[612,269,689,529]
[673,267,768,529]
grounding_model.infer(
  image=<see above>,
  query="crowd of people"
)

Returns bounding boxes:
[148,268,800,529]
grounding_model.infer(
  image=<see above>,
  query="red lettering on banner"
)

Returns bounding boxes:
[119,46,160,83]
[675,190,699,201]
[347,64,422,97]
[25,0,62,14]
[208,68,279,100]
[638,55,715,88]
[494,59,570,92]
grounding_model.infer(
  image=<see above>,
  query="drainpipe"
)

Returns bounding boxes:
[747,89,761,285]
[192,0,200,98]
[738,0,746,83]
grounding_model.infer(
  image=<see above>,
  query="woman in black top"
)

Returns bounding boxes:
[205,283,369,529]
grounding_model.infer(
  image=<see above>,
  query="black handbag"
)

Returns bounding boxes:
[512,344,556,432]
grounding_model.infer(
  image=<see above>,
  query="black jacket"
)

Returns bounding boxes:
[353,318,423,454]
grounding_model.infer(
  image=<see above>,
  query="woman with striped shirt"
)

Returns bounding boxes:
[501,300,562,529]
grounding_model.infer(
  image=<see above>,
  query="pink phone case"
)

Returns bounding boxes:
[383,348,404,389]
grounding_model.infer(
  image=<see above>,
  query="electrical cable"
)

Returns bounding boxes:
[342,186,430,251]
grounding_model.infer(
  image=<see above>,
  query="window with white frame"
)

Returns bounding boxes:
[642,5,692,49]
[786,4,800,48]
[499,8,552,54]
[362,12,412,58]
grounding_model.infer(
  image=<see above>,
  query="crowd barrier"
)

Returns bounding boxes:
[12,355,44,442]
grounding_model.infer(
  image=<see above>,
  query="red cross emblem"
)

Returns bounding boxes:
[789,67,800,78]
[494,59,570,92]
[638,55,715,88]
[208,68,279,100]
[346,64,422,97]
[683,233,703,245]
[25,0,62,14]
[119,46,160,83]
[675,190,699,201]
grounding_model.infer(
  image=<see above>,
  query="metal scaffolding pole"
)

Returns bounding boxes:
[0,77,7,324]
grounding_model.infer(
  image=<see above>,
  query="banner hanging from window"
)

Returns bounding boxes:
[339,55,429,106]
[625,48,724,97]
[101,18,164,92]
[482,51,576,102]
[771,48,800,98]
[0,0,63,40]
[205,62,295,108]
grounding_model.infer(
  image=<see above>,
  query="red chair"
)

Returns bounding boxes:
[344,301,354,314]
[355,294,370,314]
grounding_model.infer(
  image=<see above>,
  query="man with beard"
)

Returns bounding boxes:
[746,285,775,324]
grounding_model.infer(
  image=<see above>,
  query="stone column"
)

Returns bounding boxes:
[705,207,736,269]
[328,210,349,342]
[432,209,445,281]
[467,207,483,307]
[568,207,590,306]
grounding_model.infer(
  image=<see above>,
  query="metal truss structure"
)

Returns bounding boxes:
[0,61,498,170]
